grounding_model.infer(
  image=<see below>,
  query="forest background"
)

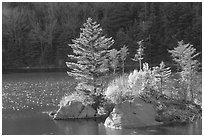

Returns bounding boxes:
[2,2,202,71]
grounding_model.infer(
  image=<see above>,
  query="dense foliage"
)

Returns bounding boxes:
[2,2,202,69]
[105,60,201,123]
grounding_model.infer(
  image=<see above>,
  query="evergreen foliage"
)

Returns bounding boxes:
[119,45,129,74]
[66,18,114,109]
[168,41,200,102]
[115,29,129,48]
[152,61,172,94]
[109,49,119,74]
[132,40,145,70]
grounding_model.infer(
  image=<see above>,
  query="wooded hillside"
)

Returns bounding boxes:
[2,2,202,69]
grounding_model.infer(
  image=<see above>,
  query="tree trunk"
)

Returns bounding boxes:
[139,59,142,71]
[189,74,194,102]
[183,82,187,102]
[160,77,163,94]
[122,60,125,74]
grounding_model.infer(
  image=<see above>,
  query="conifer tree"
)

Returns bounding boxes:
[132,40,145,70]
[153,61,172,95]
[66,18,114,109]
[109,49,119,74]
[168,41,200,102]
[120,45,129,74]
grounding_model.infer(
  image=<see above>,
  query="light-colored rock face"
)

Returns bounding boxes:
[53,101,97,120]
[104,98,161,129]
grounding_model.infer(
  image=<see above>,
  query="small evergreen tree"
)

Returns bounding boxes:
[132,40,145,70]
[152,61,172,95]
[109,49,119,74]
[168,41,200,102]
[66,18,114,109]
[120,45,129,74]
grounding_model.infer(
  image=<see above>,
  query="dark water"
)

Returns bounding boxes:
[2,109,202,135]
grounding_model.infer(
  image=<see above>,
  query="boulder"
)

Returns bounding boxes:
[53,100,100,120]
[78,105,96,118]
[104,108,122,129]
[104,98,161,129]
[53,101,84,120]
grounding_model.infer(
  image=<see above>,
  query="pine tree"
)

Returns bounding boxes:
[153,61,172,95]
[66,18,114,109]
[109,49,119,74]
[120,45,129,74]
[132,40,145,70]
[168,40,200,102]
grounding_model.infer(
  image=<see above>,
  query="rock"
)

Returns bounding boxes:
[78,105,96,118]
[53,100,100,120]
[53,101,84,120]
[104,108,122,129]
[104,98,161,129]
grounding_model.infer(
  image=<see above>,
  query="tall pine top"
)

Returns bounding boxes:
[66,18,114,93]
[168,41,200,72]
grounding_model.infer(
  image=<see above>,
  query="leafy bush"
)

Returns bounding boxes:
[104,62,175,105]
[128,69,146,95]
[104,74,130,104]
[104,63,157,104]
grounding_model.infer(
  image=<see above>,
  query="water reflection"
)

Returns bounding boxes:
[54,119,100,135]
[130,120,202,135]
[2,110,202,135]
[52,116,202,135]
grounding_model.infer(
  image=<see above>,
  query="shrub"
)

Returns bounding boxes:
[104,62,176,105]
[105,63,154,104]
[104,74,130,104]
[128,69,146,95]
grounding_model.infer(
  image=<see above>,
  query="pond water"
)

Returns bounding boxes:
[2,73,202,135]
[2,109,202,135]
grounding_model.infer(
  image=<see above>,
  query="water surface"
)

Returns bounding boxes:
[2,73,202,135]
[2,109,202,135]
